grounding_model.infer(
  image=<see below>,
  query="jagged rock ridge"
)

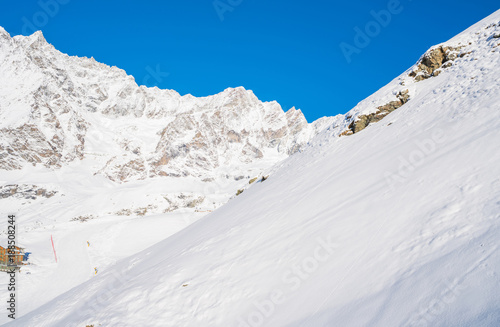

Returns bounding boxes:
[0,27,333,182]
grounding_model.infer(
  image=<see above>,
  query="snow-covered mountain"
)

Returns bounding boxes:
[0,26,332,182]
[0,26,338,324]
[0,24,337,247]
[2,8,500,327]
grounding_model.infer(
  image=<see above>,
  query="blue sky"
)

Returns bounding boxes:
[0,1,498,122]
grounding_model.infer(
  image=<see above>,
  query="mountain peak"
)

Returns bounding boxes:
[29,30,47,44]
[0,26,10,40]
[286,106,301,113]
[222,86,254,97]
[8,28,49,48]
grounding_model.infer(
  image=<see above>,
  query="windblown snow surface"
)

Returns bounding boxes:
[4,9,500,327]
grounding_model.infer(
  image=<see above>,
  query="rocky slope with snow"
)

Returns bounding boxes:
[0,27,332,182]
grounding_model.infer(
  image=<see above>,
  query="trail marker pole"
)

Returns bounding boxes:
[51,235,58,263]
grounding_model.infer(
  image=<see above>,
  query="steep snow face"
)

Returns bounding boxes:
[8,9,500,327]
[0,28,331,181]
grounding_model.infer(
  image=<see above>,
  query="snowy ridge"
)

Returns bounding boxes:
[5,8,500,327]
[0,28,334,182]
[312,9,500,140]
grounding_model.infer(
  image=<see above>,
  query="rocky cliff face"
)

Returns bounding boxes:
[0,27,332,183]
[331,20,500,139]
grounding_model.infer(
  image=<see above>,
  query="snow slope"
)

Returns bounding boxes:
[4,9,500,327]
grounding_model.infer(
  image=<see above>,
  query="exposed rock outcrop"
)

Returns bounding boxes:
[340,90,410,136]
[408,45,466,81]
[0,184,57,200]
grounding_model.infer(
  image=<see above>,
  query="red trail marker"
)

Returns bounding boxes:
[51,235,58,263]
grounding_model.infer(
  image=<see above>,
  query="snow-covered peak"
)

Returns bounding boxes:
[221,86,255,97]
[0,26,9,38]
[11,29,49,49]
[30,30,45,41]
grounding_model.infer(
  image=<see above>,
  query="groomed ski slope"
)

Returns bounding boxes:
[8,9,500,327]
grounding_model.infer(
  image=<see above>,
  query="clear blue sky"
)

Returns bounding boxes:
[1,1,498,121]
